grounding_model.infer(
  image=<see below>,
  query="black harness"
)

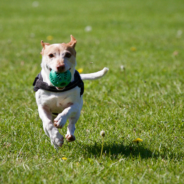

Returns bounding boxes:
[33,70,84,96]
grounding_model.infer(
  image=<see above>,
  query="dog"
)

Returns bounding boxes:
[33,35,108,148]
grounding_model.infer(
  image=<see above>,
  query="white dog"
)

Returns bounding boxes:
[33,35,108,148]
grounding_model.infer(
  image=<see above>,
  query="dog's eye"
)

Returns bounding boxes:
[49,53,54,58]
[65,52,71,58]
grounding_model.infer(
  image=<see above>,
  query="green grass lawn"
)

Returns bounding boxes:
[0,0,184,183]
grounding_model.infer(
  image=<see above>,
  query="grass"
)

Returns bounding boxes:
[0,0,184,183]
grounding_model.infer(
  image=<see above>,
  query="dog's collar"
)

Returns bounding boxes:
[33,70,84,96]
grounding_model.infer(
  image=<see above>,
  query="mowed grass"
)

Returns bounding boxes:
[0,0,184,183]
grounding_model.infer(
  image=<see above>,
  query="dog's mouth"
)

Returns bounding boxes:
[56,87,65,90]
[56,86,65,90]
[46,65,52,72]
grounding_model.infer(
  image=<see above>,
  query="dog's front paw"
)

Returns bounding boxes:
[51,135,64,148]
[54,116,67,128]
[65,134,75,142]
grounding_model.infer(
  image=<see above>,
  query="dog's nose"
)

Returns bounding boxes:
[56,64,65,72]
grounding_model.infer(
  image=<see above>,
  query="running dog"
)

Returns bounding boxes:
[33,35,109,148]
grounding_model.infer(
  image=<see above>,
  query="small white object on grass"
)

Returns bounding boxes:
[100,130,105,137]
[32,1,39,7]
[120,65,125,71]
[85,26,92,32]
[176,30,182,38]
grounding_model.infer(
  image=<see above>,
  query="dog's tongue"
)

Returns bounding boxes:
[56,87,65,90]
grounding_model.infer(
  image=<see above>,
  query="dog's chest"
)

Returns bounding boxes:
[36,87,82,112]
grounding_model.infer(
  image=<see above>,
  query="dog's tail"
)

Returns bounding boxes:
[80,67,109,80]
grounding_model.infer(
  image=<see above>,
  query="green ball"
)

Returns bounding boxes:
[49,70,71,88]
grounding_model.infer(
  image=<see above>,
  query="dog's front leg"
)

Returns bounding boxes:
[65,112,80,142]
[54,103,79,129]
[38,106,64,148]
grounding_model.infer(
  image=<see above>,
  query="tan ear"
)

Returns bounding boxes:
[40,40,50,54]
[68,35,77,48]
[41,40,50,48]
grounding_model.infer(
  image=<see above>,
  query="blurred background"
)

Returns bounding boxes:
[1,0,183,76]
[1,1,184,183]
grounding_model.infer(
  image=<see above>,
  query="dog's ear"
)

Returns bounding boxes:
[68,35,77,48]
[41,40,50,48]
[40,40,50,54]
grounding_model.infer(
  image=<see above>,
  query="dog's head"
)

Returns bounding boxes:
[40,35,77,83]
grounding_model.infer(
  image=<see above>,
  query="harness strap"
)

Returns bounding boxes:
[33,70,84,96]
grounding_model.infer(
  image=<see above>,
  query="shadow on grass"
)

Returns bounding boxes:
[75,141,183,160]
[76,141,154,159]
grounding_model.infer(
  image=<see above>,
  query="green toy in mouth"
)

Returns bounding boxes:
[49,70,71,88]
